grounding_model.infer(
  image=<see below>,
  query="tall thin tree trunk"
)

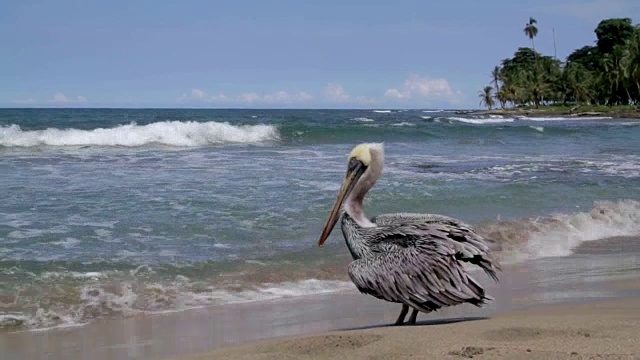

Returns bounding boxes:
[625,88,632,105]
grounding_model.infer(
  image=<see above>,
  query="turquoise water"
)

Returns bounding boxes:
[1,108,639,329]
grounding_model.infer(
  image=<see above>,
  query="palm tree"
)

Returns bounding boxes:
[478,86,495,109]
[565,63,593,105]
[496,87,508,109]
[621,30,640,102]
[524,17,538,51]
[601,47,627,105]
[491,66,502,95]
[523,17,541,102]
[521,69,547,108]
[501,81,518,108]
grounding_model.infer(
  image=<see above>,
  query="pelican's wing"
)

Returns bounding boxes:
[373,212,503,252]
[348,243,491,313]
[366,221,501,282]
[372,212,460,226]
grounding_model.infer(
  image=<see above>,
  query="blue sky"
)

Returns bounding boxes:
[2,0,639,109]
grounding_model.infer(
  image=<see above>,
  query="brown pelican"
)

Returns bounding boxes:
[318,143,501,325]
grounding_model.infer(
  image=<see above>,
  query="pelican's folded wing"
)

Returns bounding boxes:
[374,213,503,253]
[372,212,460,226]
[365,220,501,282]
[347,244,491,313]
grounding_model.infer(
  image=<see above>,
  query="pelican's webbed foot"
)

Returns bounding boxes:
[394,304,409,325]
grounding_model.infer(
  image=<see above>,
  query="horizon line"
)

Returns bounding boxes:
[0,106,473,111]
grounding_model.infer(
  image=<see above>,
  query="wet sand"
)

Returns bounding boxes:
[182,296,640,360]
[2,237,640,360]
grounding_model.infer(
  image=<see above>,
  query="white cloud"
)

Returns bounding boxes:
[240,92,260,103]
[211,93,231,102]
[322,83,376,106]
[178,88,313,105]
[177,77,461,108]
[9,94,87,106]
[53,92,70,103]
[324,83,350,102]
[237,91,313,104]
[50,93,87,104]
[384,74,461,104]
[263,90,312,103]
[191,89,207,100]
[177,89,208,103]
[297,92,313,102]
[384,88,405,99]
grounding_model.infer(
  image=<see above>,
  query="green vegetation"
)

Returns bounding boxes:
[479,18,640,111]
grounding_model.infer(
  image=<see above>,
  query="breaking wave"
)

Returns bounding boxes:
[0,121,280,148]
[0,261,354,331]
[444,116,516,124]
[479,199,640,261]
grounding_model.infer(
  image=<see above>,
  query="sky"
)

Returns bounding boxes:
[2,0,639,109]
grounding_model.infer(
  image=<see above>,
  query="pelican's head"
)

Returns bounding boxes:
[318,143,384,247]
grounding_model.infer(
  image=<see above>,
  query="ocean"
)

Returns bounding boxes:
[1,108,639,331]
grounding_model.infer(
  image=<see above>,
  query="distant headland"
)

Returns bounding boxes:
[476,17,640,119]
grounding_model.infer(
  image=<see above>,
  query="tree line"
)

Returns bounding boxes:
[479,17,640,110]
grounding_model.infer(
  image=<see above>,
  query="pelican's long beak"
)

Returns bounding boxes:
[318,161,365,247]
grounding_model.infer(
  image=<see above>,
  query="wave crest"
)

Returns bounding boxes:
[0,121,280,148]
[479,199,640,261]
[0,273,352,331]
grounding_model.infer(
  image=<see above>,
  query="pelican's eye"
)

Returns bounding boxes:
[348,158,365,172]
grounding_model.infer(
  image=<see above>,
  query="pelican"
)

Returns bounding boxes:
[318,143,501,325]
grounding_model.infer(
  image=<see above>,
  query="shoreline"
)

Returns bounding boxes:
[1,199,637,334]
[462,107,640,119]
[186,296,640,360]
[3,243,640,360]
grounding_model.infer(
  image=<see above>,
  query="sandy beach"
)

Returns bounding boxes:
[181,296,640,360]
[2,236,640,360]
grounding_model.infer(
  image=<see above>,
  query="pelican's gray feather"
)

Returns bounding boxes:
[372,212,461,226]
[369,214,500,281]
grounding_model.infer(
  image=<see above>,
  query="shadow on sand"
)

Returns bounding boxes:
[339,316,489,332]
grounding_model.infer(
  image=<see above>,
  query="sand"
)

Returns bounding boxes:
[3,243,640,360]
[174,297,640,360]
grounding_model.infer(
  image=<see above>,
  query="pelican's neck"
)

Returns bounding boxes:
[343,148,383,228]
[343,197,374,228]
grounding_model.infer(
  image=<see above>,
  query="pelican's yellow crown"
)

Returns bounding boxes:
[348,143,384,166]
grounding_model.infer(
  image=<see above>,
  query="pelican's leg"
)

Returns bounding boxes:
[407,309,419,325]
[394,304,409,325]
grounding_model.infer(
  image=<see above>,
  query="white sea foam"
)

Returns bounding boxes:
[0,121,279,148]
[505,199,640,261]
[0,314,30,329]
[4,278,354,332]
[351,117,374,122]
[49,237,82,248]
[372,110,392,113]
[518,116,612,121]
[579,158,640,178]
[7,226,70,239]
[471,155,640,180]
[446,117,516,124]
[41,271,107,279]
